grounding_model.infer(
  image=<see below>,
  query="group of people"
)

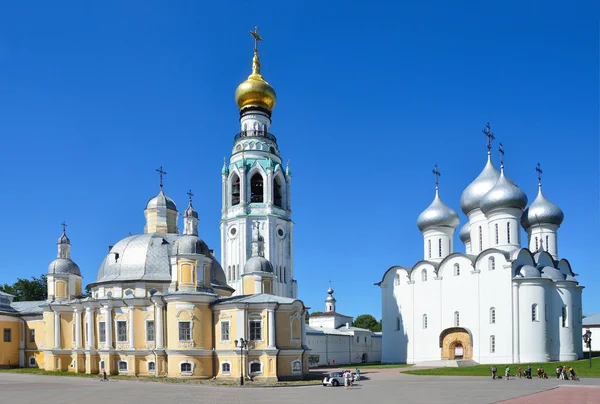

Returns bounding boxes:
[491,365,578,381]
[342,369,356,389]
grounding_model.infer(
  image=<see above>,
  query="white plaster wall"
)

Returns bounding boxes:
[411,263,441,362]
[485,208,522,252]
[557,283,577,360]
[468,210,489,254]
[518,280,549,362]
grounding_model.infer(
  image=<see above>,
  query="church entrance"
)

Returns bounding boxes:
[439,327,473,360]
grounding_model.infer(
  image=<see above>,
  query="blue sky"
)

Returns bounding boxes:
[0,1,598,320]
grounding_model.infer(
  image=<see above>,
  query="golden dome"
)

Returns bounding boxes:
[235,50,276,113]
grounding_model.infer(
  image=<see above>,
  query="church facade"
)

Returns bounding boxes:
[377,132,583,365]
[0,30,309,380]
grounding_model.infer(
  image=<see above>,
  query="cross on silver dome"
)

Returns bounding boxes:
[417,164,459,232]
[156,166,167,188]
[521,163,564,229]
[483,122,495,153]
[536,162,543,185]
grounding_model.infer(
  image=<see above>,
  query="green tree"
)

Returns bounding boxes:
[352,314,382,332]
[306,311,322,324]
[0,275,48,302]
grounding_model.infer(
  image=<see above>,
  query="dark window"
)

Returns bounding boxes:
[148,361,155,371]
[98,322,106,343]
[118,361,127,371]
[181,362,192,373]
[29,329,35,343]
[250,174,264,203]
[146,321,155,341]
[507,223,511,243]
[3,328,11,342]
[249,320,262,340]
[274,177,283,207]
[179,322,191,341]
[117,321,127,342]
[250,362,261,373]
[231,174,241,206]
[222,362,231,373]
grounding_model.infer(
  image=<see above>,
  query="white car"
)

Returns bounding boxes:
[322,372,346,387]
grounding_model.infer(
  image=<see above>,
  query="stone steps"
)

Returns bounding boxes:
[414,359,479,368]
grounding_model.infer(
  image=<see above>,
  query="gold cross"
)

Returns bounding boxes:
[250,26,262,51]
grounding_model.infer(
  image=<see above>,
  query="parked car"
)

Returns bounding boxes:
[322,372,345,387]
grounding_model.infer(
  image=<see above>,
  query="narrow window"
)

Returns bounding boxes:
[478,226,483,251]
[98,322,106,343]
[29,329,35,343]
[3,328,11,342]
[146,320,155,341]
[250,173,264,203]
[532,304,538,322]
[356,336,359,343]
[535,237,538,250]
[507,222,511,243]
[221,321,230,341]
[396,317,400,331]
[454,311,460,327]
[421,269,427,282]
[546,235,549,250]
[395,274,400,286]
[438,238,442,257]
[423,314,428,329]
[222,362,231,374]
[490,335,496,353]
[148,361,155,371]
[249,320,262,341]
[490,307,496,324]
[117,321,127,342]
[562,306,567,328]
[274,177,283,207]
[181,363,192,373]
[489,257,496,270]
[495,223,499,244]
[545,304,548,321]
[454,263,460,276]
[231,174,240,206]
[428,239,431,258]
[178,322,191,341]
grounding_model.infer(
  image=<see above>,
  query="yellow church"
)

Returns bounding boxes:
[0,28,310,380]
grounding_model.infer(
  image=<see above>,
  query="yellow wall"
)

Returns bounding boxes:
[134,308,153,349]
[243,276,255,294]
[43,311,54,349]
[214,309,237,351]
[0,317,20,366]
[165,302,212,350]
[60,312,74,349]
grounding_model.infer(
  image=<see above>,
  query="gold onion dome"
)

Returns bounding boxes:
[234,49,276,113]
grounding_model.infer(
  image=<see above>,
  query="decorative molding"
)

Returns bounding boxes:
[177,340,195,348]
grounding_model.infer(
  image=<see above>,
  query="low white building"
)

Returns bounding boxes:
[306,286,382,366]
[377,136,583,365]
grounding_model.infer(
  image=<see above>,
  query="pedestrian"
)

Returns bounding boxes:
[505,366,510,380]
[556,366,561,379]
[491,365,497,379]
[344,370,350,389]
[517,366,522,379]
[526,365,532,379]
[102,369,108,382]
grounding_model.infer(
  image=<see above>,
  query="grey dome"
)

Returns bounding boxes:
[58,232,70,244]
[48,258,81,276]
[460,155,500,215]
[184,203,198,219]
[540,266,565,281]
[518,265,540,278]
[417,190,459,232]
[325,295,336,302]
[174,235,210,255]
[244,256,274,274]
[480,169,528,214]
[521,186,564,229]
[459,223,471,243]
[146,188,177,211]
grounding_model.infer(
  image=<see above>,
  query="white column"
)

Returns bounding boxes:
[103,307,112,349]
[301,313,307,347]
[54,311,61,349]
[129,307,135,349]
[86,307,94,349]
[74,308,82,349]
[267,309,275,348]
[266,168,273,206]
[155,303,164,349]
[512,283,520,363]
[240,170,247,206]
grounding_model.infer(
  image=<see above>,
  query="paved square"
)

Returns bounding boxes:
[1,369,600,404]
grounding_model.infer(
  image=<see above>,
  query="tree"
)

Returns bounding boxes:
[0,275,47,302]
[352,314,382,332]
[305,311,322,324]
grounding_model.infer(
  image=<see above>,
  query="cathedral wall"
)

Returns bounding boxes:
[60,312,73,349]
[165,302,213,350]
[518,280,549,362]
[134,307,153,350]
[411,263,441,363]
[275,309,302,350]
[24,318,44,352]
[0,315,20,367]
[214,309,238,351]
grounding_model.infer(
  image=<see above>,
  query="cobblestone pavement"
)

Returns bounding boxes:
[1,370,600,404]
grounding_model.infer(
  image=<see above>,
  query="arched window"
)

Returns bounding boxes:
[421,269,427,282]
[562,305,567,328]
[428,239,431,259]
[535,237,539,250]
[181,362,192,373]
[454,263,460,276]
[423,314,428,329]
[395,274,400,286]
[250,173,264,203]
[396,317,400,331]
[507,223,511,243]
[495,223,499,244]
[221,362,231,375]
[490,307,496,324]
[438,239,442,257]
[249,361,262,374]
[274,176,283,207]
[231,174,241,206]
[490,335,496,353]
[546,235,549,250]
[118,361,128,372]
[454,311,460,327]
[489,257,495,270]
[532,304,538,321]
[478,226,483,251]
[148,361,155,372]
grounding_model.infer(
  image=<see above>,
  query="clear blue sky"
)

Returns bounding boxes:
[0,1,598,320]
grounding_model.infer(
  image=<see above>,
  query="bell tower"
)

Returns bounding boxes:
[220,27,296,298]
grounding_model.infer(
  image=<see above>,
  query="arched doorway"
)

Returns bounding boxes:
[362,353,368,363]
[439,327,473,360]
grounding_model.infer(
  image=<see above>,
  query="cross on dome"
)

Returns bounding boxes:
[482,122,495,153]
[61,221,67,233]
[156,166,167,188]
[536,162,543,186]
[432,164,441,189]
[187,189,194,203]
[250,26,262,52]
[499,143,505,169]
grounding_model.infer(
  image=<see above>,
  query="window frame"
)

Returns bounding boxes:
[249,360,262,375]
[495,223,499,244]
[180,362,193,374]
[454,311,460,327]
[438,238,442,257]
[28,356,36,367]
[562,305,568,328]
[489,257,496,271]
[221,361,231,375]
[147,361,156,373]
[490,335,496,353]
[249,319,262,341]
[29,329,35,343]
[421,269,427,282]
[98,322,106,343]
[423,314,428,329]
[116,320,128,342]
[3,328,11,342]
[532,304,538,322]
[490,307,496,324]
[118,360,128,373]
[221,320,230,342]
[178,321,192,341]
[507,222,511,243]
[146,320,155,342]
[454,263,460,276]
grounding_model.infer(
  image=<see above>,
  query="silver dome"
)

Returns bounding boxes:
[460,155,500,215]
[58,232,70,244]
[480,169,528,214]
[174,235,210,255]
[459,223,471,243]
[417,190,459,232]
[184,202,198,219]
[146,188,177,211]
[244,256,274,274]
[517,264,540,278]
[521,186,564,229]
[325,295,336,302]
[540,266,565,281]
[48,258,81,276]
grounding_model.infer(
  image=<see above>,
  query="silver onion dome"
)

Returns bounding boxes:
[480,169,528,214]
[459,223,471,243]
[520,185,564,229]
[460,154,500,215]
[146,188,177,211]
[244,256,274,274]
[174,235,210,255]
[325,285,336,302]
[58,232,70,244]
[184,202,198,219]
[48,258,81,276]
[417,189,459,232]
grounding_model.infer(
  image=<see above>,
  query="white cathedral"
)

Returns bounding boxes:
[377,129,583,365]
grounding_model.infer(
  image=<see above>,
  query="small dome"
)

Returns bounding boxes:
[174,235,210,256]
[234,51,276,113]
[58,232,70,244]
[460,155,500,215]
[540,266,565,281]
[417,190,459,232]
[48,258,81,276]
[244,256,274,274]
[459,223,471,243]
[518,264,540,278]
[325,295,336,303]
[184,202,198,219]
[480,169,528,214]
[253,230,264,242]
[521,186,564,229]
[146,188,177,211]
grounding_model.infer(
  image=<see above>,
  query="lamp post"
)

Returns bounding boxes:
[235,338,248,385]
[583,329,592,368]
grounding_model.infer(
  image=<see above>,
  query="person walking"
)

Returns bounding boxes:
[505,366,510,380]
[344,370,350,389]
[491,365,497,380]
[517,366,522,379]
[102,369,108,382]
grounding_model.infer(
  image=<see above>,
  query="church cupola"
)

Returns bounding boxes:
[240,223,275,294]
[521,163,564,259]
[417,165,459,262]
[144,166,179,234]
[183,190,199,236]
[47,223,82,301]
[480,144,527,251]
[325,283,336,312]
